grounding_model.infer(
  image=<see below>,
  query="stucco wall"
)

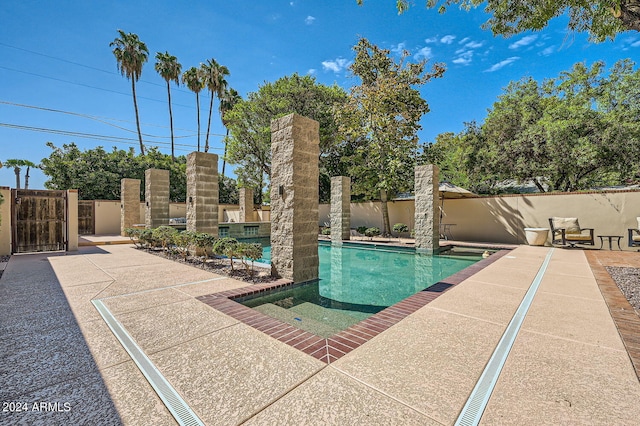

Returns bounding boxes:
[320,190,640,250]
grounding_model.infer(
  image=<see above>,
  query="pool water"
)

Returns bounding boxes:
[240,243,484,337]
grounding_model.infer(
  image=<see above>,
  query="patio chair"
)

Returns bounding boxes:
[548,217,595,247]
[628,217,640,249]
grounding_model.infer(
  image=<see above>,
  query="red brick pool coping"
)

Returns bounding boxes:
[197,249,511,364]
[585,250,640,381]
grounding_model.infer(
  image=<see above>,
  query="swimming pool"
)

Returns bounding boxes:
[239,242,484,337]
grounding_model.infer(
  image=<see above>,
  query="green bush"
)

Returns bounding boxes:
[393,223,409,234]
[236,242,263,276]
[322,227,331,235]
[138,229,157,248]
[173,230,198,259]
[356,226,368,235]
[192,232,217,258]
[364,227,381,239]
[124,228,143,248]
[213,237,239,270]
[152,226,178,251]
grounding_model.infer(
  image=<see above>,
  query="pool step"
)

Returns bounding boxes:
[289,302,365,329]
[253,303,341,338]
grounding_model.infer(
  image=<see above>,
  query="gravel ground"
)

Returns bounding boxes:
[605,266,640,313]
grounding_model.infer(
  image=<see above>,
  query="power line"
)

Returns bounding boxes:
[0,122,224,152]
[0,41,200,97]
[0,65,197,109]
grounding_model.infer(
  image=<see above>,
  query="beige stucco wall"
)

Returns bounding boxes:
[94,201,120,235]
[0,187,11,255]
[320,190,640,250]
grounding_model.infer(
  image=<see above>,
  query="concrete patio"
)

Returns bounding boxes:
[1,243,639,425]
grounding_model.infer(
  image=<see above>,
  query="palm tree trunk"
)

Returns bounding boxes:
[131,78,145,155]
[25,166,30,190]
[222,128,229,176]
[13,167,21,190]
[167,81,175,162]
[196,92,201,152]
[204,91,214,153]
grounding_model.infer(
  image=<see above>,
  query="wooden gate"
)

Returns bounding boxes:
[78,200,95,235]
[11,189,67,253]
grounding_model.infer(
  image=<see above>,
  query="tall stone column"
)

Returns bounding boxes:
[186,152,218,234]
[239,187,254,223]
[120,178,141,236]
[66,189,78,251]
[270,113,319,283]
[414,165,439,253]
[330,176,351,245]
[0,187,11,255]
[145,168,170,229]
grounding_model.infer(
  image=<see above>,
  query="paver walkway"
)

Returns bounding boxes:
[1,244,639,425]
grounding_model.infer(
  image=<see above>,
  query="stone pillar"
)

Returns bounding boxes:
[414,165,439,253]
[66,189,78,252]
[239,187,254,223]
[186,152,218,235]
[330,176,351,245]
[0,187,11,255]
[270,113,319,283]
[145,168,170,229]
[120,178,141,236]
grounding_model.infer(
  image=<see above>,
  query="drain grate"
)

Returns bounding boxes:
[455,248,554,426]
[92,300,204,426]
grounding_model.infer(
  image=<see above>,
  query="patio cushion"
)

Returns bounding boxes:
[566,234,593,241]
[551,217,581,234]
[633,235,640,242]
[637,217,640,230]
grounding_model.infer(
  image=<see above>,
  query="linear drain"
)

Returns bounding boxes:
[455,248,554,426]
[92,300,204,426]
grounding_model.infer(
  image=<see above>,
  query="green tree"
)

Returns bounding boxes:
[219,174,239,204]
[201,58,230,153]
[182,67,205,151]
[110,30,149,155]
[155,51,182,162]
[219,87,242,177]
[40,142,187,201]
[335,38,445,235]
[358,0,640,41]
[224,73,348,203]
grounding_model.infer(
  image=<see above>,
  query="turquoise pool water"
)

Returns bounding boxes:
[240,243,484,337]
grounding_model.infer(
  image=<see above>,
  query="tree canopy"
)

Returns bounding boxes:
[358,0,640,41]
[335,37,445,234]
[424,59,640,192]
[224,73,349,203]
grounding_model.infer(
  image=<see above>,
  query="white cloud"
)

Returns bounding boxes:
[465,41,484,49]
[458,37,471,45]
[452,50,473,65]
[391,42,407,55]
[485,57,520,72]
[414,46,433,60]
[424,37,438,44]
[540,46,555,56]
[632,40,640,47]
[307,68,317,75]
[305,15,315,25]
[509,35,538,49]
[322,58,350,73]
[440,35,456,44]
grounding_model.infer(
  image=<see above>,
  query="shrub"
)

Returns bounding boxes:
[364,227,381,239]
[173,230,197,259]
[152,226,178,251]
[236,242,263,276]
[192,232,217,258]
[322,227,331,235]
[393,223,409,234]
[356,226,368,235]
[213,237,239,270]
[138,229,157,248]
[124,228,143,248]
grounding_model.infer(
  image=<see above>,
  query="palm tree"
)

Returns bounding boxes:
[110,30,149,155]
[155,51,182,162]
[3,159,36,189]
[218,87,241,176]
[201,59,230,153]
[182,67,205,151]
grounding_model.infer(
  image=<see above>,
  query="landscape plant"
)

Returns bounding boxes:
[236,242,263,276]
[152,225,178,251]
[364,227,381,240]
[213,237,239,270]
[393,223,409,235]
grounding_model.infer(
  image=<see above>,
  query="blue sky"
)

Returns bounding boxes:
[2,0,639,190]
